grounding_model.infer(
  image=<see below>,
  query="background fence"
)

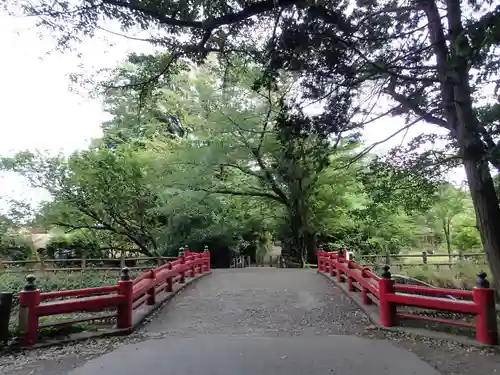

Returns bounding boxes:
[357,251,486,270]
[0,256,178,273]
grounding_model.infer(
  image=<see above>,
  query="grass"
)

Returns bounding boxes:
[402,261,491,290]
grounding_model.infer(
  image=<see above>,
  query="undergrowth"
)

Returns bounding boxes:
[403,261,491,290]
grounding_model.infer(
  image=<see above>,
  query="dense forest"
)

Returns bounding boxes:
[0,0,499,288]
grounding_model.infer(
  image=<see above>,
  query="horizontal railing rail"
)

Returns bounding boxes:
[317,250,498,345]
[16,251,211,346]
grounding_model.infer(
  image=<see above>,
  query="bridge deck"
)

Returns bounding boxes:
[2,269,499,375]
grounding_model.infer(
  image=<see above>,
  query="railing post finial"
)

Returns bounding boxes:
[381,265,391,279]
[204,245,209,252]
[476,271,490,288]
[121,267,131,281]
[179,246,185,257]
[24,274,37,291]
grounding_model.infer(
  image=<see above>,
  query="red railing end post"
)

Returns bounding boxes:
[18,274,41,346]
[146,269,156,306]
[329,253,336,276]
[473,272,498,345]
[117,267,133,329]
[361,268,372,305]
[346,260,355,291]
[378,266,396,327]
[179,249,186,283]
[336,251,344,283]
[166,262,173,292]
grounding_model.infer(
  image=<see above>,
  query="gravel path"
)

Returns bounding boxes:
[1,268,499,375]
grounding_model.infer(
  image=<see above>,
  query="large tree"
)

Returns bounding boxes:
[9,0,500,282]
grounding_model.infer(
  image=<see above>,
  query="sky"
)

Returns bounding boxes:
[0,12,465,214]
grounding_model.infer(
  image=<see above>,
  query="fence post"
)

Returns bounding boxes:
[120,253,126,269]
[117,267,133,330]
[18,275,41,346]
[166,262,173,292]
[360,268,372,305]
[146,269,156,305]
[384,252,390,265]
[473,272,498,345]
[317,249,323,272]
[379,266,396,327]
[81,254,86,271]
[179,248,186,284]
[422,251,427,264]
[204,246,210,272]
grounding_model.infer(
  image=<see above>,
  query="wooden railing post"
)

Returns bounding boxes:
[190,254,196,277]
[18,275,40,346]
[336,249,344,283]
[473,272,498,345]
[166,262,173,292]
[317,248,323,272]
[360,268,372,305]
[329,253,336,276]
[346,260,355,292]
[379,266,396,327]
[117,267,133,330]
[179,249,186,284]
[146,269,156,305]
[422,251,427,264]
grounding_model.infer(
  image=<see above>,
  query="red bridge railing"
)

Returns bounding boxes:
[18,251,211,346]
[317,250,498,345]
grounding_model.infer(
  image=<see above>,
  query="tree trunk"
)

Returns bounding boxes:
[282,200,310,266]
[462,157,500,290]
[443,218,452,262]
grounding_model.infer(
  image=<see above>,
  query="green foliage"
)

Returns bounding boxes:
[405,261,491,290]
[0,51,486,268]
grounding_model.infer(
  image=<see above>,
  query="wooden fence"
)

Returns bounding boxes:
[0,256,177,273]
[357,251,486,270]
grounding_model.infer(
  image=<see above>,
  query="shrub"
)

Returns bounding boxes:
[404,261,491,290]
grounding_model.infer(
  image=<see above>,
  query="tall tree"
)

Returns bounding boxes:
[11,0,500,282]
[426,184,468,260]
[0,146,168,256]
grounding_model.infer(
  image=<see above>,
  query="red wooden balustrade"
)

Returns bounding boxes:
[317,250,498,345]
[18,251,211,346]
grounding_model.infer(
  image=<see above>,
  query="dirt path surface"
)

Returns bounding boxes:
[1,268,499,375]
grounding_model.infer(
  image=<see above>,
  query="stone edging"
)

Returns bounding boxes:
[317,270,492,348]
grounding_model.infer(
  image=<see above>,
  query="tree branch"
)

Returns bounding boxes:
[196,188,285,204]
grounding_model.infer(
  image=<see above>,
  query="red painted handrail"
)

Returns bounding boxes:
[17,251,211,346]
[317,250,498,346]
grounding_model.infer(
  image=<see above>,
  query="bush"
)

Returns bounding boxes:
[404,261,490,290]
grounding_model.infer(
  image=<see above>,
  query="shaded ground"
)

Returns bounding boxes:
[1,268,499,375]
